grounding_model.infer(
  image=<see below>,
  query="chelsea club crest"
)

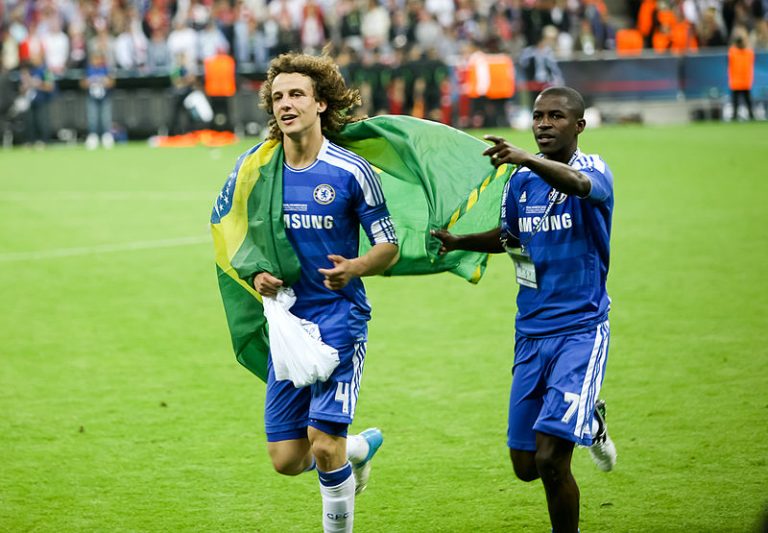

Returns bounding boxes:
[313,184,336,205]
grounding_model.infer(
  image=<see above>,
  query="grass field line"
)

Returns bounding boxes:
[0,235,210,262]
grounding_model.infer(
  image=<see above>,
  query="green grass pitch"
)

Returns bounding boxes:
[1,122,767,532]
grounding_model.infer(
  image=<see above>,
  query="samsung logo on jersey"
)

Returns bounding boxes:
[519,213,573,233]
[284,214,335,229]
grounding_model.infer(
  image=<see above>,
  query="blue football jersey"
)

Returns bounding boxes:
[501,150,614,337]
[282,138,397,347]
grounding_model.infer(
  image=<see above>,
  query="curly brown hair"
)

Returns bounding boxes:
[259,52,363,140]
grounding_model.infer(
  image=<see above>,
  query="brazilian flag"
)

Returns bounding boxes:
[211,115,515,382]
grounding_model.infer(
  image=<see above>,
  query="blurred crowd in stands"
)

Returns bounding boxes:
[1,0,766,77]
[0,0,766,146]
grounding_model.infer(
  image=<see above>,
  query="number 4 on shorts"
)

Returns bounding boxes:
[335,382,350,414]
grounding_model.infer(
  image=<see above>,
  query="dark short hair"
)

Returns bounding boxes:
[538,86,585,118]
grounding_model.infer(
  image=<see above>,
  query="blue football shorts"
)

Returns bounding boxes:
[507,320,610,451]
[264,339,367,442]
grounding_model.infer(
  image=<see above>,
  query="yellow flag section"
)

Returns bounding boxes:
[211,139,285,382]
[212,139,283,298]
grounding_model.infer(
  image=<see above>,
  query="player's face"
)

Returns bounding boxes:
[531,94,585,160]
[271,72,327,139]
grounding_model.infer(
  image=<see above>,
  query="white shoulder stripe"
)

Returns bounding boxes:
[327,147,384,205]
[321,143,385,206]
[573,153,606,174]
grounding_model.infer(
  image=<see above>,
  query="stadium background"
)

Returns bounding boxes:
[1,0,767,143]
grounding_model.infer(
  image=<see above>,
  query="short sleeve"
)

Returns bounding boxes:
[577,155,613,204]
[353,163,398,246]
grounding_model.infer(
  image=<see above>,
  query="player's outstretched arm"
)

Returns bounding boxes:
[483,135,591,198]
[431,228,506,255]
[318,243,399,291]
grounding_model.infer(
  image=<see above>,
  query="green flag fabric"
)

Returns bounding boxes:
[211,115,515,381]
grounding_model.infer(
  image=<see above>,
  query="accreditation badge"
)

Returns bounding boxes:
[506,247,538,289]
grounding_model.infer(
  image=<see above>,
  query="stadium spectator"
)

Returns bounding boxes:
[113,6,149,73]
[432,85,617,533]
[576,17,600,54]
[413,6,445,55]
[550,0,576,57]
[388,7,416,50]
[669,18,699,54]
[636,0,657,45]
[81,47,115,149]
[270,8,301,56]
[426,0,456,28]
[680,0,701,27]
[754,18,768,49]
[143,0,171,41]
[1,23,20,71]
[522,0,556,46]
[41,19,69,75]
[581,0,614,51]
[0,56,21,142]
[168,51,201,134]
[167,17,198,72]
[518,25,564,106]
[188,0,213,31]
[5,4,28,61]
[18,50,55,147]
[361,0,391,51]
[243,51,398,533]
[723,0,763,38]
[728,28,756,119]
[239,14,272,70]
[212,0,237,53]
[336,0,365,53]
[19,19,44,68]
[88,17,116,70]
[299,0,327,54]
[146,26,172,73]
[650,0,677,52]
[67,25,88,70]
[697,5,728,47]
[198,18,230,62]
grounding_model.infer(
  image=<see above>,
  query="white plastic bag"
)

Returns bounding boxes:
[263,288,339,387]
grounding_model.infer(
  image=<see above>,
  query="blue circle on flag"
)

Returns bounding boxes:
[211,173,236,223]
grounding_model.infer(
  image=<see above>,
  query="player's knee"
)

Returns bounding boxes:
[310,438,338,467]
[534,448,568,483]
[513,462,540,482]
[268,451,306,476]
[272,461,299,476]
[273,457,304,475]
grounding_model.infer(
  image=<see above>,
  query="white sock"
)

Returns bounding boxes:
[346,434,369,464]
[318,463,355,533]
[591,418,600,439]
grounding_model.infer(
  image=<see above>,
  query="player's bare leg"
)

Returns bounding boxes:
[267,438,313,475]
[535,433,579,533]
[309,427,355,533]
